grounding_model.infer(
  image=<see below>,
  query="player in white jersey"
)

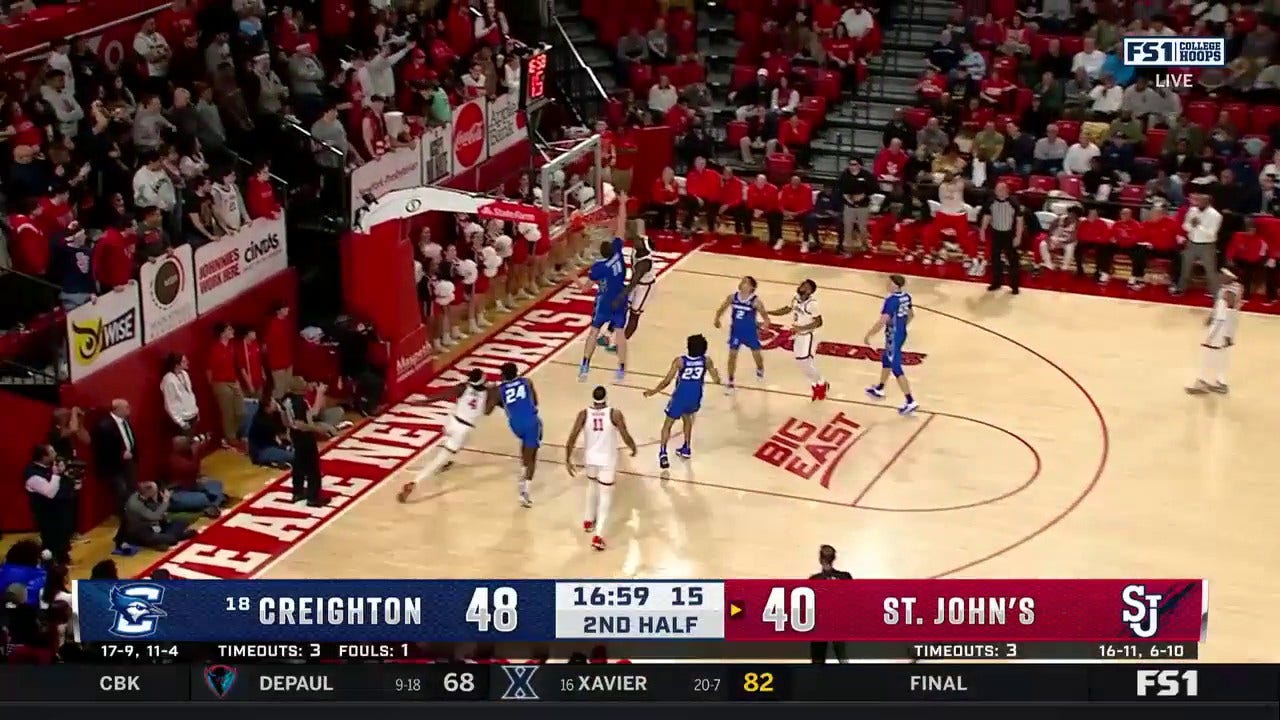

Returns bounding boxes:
[398,369,491,503]
[599,234,657,353]
[766,279,829,400]
[565,386,637,550]
[1187,268,1242,395]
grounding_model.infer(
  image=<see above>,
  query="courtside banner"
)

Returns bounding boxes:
[349,142,424,225]
[421,120,454,185]
[193,216,289,314]
[451,98,488,174]
[486,91,527,157]
[65,283,142,383]
[137,243,197,343]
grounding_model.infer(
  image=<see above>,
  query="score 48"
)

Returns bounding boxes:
[466,587,519,632]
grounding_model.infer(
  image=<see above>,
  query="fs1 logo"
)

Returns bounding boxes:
[1121,584,1162,638]
[1122,37,1225,67]
[1137,670,1199,697]
[107,583,168,638]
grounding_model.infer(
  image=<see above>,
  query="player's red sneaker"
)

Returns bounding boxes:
[397,483,415,503]
[583,520,594,533]
[591,536,606,551]
[816,382,829,400]
[810,383,820,401]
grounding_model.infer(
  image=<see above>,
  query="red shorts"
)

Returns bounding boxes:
[534,234,550,256]
[511,238,529,264]
[475,274,490,294]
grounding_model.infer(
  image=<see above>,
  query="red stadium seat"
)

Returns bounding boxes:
[1144,127,1168,158]
[1055,119,1081,145]
[1184,100,1217,129]
[629,62,654,94]
[994,113,1016,130]
[1250,105,1280,134]
[997,175,1025,192]
[1222,102,1250,133]
[1030,34,1052,59]
[903,106,930,130]
[1118,184,1146,204]
[735,11,762,48]
[798,95,827,128]
[1013,87,1033,115]
[1059,36,1083,56]
[726,120,749,147]
[1027,175,1057,193]
[765,152,796,184]
[814,69,841,100]
[993,56,1018,82]
[990,0,1017,19]
[730,64,758,91]
[581,0,607,20]
[596,13,625,47]
[1058,175,1082,197]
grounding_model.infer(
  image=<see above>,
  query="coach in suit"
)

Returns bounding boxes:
[91,398,140,556]
[809,545,853,663]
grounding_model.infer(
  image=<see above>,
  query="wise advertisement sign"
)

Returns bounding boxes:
[65,283,143,383]
[193,217,290,313]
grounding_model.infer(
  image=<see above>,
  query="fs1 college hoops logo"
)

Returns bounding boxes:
[107,583,168,637]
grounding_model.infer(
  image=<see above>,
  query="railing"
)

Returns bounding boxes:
[549,11,610,126]
[0,358,62,404]
[0,268,61,332]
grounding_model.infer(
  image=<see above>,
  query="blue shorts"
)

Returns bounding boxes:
[729,328,761,351]
[882,343,905,377]
[508,417,543,449]
[665,394,702,420]
[591,296,628,331]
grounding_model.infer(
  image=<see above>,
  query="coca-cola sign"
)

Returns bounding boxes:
[452,100,487,172]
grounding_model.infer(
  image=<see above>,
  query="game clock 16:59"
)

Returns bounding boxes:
[574,585,651,607]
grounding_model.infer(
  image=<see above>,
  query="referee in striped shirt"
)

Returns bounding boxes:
[979,182,1025,294]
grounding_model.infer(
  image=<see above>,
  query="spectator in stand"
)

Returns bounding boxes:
[838,157,875,253]
[617,26,649,79]
[122,481,196,550]
[768,76,801,118]
[192,82,227,151]
[873,137,910,192]
[263,302,294,398]
[287,43,326,120]
[136,206,172,261]
[926,29,959,74]
[51,224,93,310]
[647,17,673,65]
[1033,123,1069,174]
[359,95,392,159]
[8,197,50,278]
[1063,135,1100,176]
[476,0,510,47]
[999,14,1033,57]
[237,326,267,434]
[779,175,819,252]
[769,110,812,163]
[161,352,201,437]
[648,75,679,122]
[24,444,73,565]
[40,71,82,141]
[683,157,721,234]
[650,167,681,231]
[994,121,1035,176]
[209,323,247,448]
[247,398,293,468]
[1072,37,1107,80]
[1173,193,1223,296]
[746,173,783,247]
[249,52,290,132]
[184,175,225,246]
[676,121,715,170]
[10,145,54,203]
[133,17,172,94]
[502,52,522,97]
[357,41,415,104]
[825,23,859,89]
[211,166,249,232]
[1227,217,1272,301]
[165,435,226,515]
[731,69,773,122]
[1089,74,1123,119]
[1037,205,1082,273]
[1130,202,1182,288]
[1074,206,1112,280]
[245,161,280,219]
[955,42,986,81]
[132,150,177,227]
[91,399,139,557]
[717,166,749,236]
[738,104,770,163]
[92,217,138,290]
[1245,174,1280,215]
[132,94,175,154]
[1110,207,1142,283]
[882,109,915,150]
[840,1,875,42]
[978,70,1014,109]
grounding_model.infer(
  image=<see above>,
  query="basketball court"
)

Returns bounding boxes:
[230,246,1280,663]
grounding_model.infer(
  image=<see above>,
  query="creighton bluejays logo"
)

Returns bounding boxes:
[108,583,168,637]
[1121,584,1162,638]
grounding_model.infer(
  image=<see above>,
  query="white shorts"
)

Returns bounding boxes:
[1203,321,1229,349]
[629,283,654,313]
[585,465,616,486]
[793,332,816,360]
[443,418,474,452]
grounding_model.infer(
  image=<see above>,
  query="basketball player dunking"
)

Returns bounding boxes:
[643,334,721,469]
[713,275,770,393]
[489,362,542,507]
[863,274,918,415]
[564,386,638,551]
[578,193,630,382]
[397,369,491,503]
[1187,267,1242,395]
[599,234,657,353]
[766,279,829,401]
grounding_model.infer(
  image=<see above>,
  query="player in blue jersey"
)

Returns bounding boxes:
[578,193,630,382]
[862,274,918,415]
[487,362,542,507]
[643,334,721,470]
[712,275,770,394]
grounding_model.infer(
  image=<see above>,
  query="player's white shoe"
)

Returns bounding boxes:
[865,385,886,399]
[520,491,533,508]
[898,400,919,415]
